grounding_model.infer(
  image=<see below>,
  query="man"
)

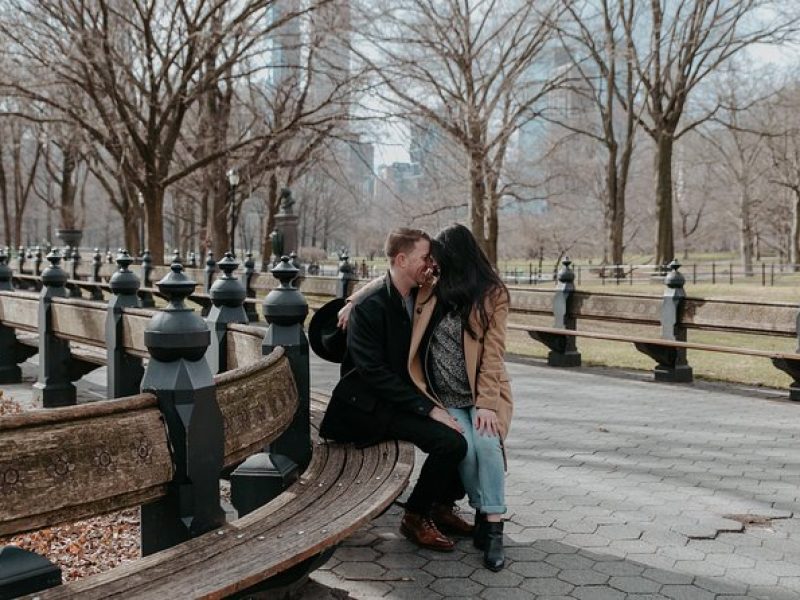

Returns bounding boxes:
[319,228,471,551]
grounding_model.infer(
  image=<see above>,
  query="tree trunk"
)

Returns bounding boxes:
[260,170,280,271]
[654,132,675,266]
[739,186,754,277]
[145,191,166,265]
[791,189,800,273]
[486,191,498,265]
[606,143,625,276]
[59,145,77,230]
[468,148,487,255]
[0,144,10,246]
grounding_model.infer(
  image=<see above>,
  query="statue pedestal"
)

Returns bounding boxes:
[275,214,298,258]
[56,229,83,249]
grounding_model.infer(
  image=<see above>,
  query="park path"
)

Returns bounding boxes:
[4,355,799,599]
[309,355,800,600]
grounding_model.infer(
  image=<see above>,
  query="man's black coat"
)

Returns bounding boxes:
[319,274,435,447]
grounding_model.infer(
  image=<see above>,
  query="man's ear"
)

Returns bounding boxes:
[395,253,407,268]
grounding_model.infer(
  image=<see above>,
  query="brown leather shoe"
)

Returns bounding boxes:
[400,511,455,552]
[431,503,474,537]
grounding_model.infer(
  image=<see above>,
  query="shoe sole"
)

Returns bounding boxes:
[485,561,505,572]
[400,524,455,552]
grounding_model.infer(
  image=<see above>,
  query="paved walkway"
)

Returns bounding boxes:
[6,355,799,598]
[309,356,800,600]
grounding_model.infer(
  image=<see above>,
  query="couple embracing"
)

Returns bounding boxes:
[315,224,513,572]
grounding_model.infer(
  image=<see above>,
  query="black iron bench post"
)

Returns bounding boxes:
[138,249,156,308]
[67,246,82,299]
[231,255,310,516]
[201,250,216,317]
[32,250,76,408]
[89,248,104,302]
[106,250,144,398]
[139,261,226,556]
[529,257,582,367]
[242,251,259,322]
[205,251,247,375]
[771,315,800,400]
[634,260,694,383]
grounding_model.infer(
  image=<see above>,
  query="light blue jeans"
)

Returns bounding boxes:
[448,406,506,515]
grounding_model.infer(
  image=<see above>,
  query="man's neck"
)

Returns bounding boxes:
[389,267,412,297]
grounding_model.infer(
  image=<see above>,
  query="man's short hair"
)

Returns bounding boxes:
[384,228,430,263]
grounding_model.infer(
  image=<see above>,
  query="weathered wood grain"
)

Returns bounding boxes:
[121,307,156,357]
[0,291,39,331]
[508,287,554,315]
[214,349,299,467]
[225,324,267,370]
[40,398,414,600]
[572,291,663,324]
[683,297,797,336]
[50,298,107,347]
[0,394,173,536]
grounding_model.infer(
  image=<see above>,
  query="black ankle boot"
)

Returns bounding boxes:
[484,521,505,572]
[473,512,488,550]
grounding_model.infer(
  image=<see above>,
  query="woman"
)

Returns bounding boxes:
[344,224,513,571]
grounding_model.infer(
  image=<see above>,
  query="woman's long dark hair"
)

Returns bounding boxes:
[430,223,508,339]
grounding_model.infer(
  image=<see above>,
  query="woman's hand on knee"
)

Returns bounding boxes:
[475,408,499,437]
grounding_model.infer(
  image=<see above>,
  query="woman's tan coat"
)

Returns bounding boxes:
[408,284,514,439]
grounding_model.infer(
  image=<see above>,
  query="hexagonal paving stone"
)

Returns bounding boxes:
[641,568,694,585]
[377,552,428,570]
[692,576,748,595]
[545,553,597,571]
[596,524,644,540]
[331,561,386,581]
[505,546,548,562]
[593,560,645,576]
[429,576,484,597]
[388,582,445,600]
[608,575,663,593]
[557,568,610,586]
[480,588,535,600]
[520,577,575,596]
[470,568,524,587]
[571,585,626,600]
[334,547,379,562]
[423,560,476,578]
[562,533,612,548]
[507,560,560,578]
[660,584,715,600]
[553,519,599,534]
[512,513,557,527]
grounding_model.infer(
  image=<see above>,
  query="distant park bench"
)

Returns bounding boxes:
[506,259,800,400]
[0,251,412,599]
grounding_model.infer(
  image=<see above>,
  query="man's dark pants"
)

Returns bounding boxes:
[386,410,467,515]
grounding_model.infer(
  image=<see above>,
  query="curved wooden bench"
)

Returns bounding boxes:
[0,349,297,539]
[32,395,414,599]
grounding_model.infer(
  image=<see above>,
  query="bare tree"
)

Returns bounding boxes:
[620,0,797,266]
[351,0,567,264]
[0,0,328,264]
[0,116,44,246]
[554,0,640,272]
[765,84,800,270]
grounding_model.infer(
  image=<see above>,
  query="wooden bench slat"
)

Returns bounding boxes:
[511,323,800,361]
[40,399,414,600]
[214,350,299,468]
[0,395,173,537]
[47,433,346,599]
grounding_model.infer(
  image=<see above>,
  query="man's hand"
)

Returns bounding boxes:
[475,408,499,437]
[429,406,463,433]
[337,301,353,329]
